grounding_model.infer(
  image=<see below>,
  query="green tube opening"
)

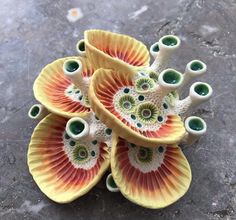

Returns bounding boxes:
[162,36,178,46]
[194,84,209,96]
[152,43,159,52]
[189,118,204,131]
[163,70,181,84]
[69,121,85,135]
[190,61,203,71]
[78,41,85,51]
[65,60,79,72]
[107,175,117,189]
[30,106,40,117]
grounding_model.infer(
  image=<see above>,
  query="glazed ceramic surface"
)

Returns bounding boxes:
[111,134,191,209]
[85,30,150,71]
[28,113,111,203]
[28,29,212,209]
[88,67,186,147]
[33,56,93,118]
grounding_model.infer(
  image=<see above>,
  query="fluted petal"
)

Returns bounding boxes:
[89,68,185,146]
[28,114,109,203]
[111,135,192,209]
[33,57,93,118]
[85,29,150,71]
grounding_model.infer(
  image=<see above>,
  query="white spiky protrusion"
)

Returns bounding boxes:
[76,39,86,57]
[175,82,213,114]
[66,117,90,140]
[65,113,112,148]
[155,68,183,101]
[28,104,49,120]
[183,116,207,144]
[177,60,207,93]
[106,173,119,192]
[149,42,159,59]
[63,59,90,97]
[150,35,181,73]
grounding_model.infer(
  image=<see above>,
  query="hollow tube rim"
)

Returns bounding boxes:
[185,116,207,135]
[66,117,89,140]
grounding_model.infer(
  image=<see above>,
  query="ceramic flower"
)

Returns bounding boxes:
[111,135,191,209]
[33,56,93,118]
[28,112,112,203]
[28,30,213,209]
[87,30,212,147]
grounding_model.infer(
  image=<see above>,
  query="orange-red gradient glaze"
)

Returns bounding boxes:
[43,65,91,114]
[29,115,108,193]
[95,71,181,138]
[86,30,149,67]
[112,138,191,204]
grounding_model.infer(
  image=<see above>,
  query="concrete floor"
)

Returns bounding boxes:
[0,0,236,219]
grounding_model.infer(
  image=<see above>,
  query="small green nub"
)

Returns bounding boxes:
[92,140,97,145]
[124,88,130,93]
[163,70,181,84]
[70,140,76,146]
[69,121,85,135]
[78,41,85,51]
[105,128,112,135]
[163,103,168,109]
[130,143,136,148]
[152,43,159,52]
[137,123,142,128]
[189,118,204,131]
[31,106,40,117]
[158,146,164,153]
[91,150,96,157]
[194,84,209,96]
[131,114,136,120]
[65,133,70,139]
[162,36,178,46]
[108,175,117,189]
[65,60,79,72]
[157,116,163,122]
[190,61,203,71]
[138,95,145,101]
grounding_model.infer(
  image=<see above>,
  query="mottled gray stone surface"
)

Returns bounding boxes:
[0,0,236,219]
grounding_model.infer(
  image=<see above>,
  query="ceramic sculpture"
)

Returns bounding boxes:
[28,29,212,209]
